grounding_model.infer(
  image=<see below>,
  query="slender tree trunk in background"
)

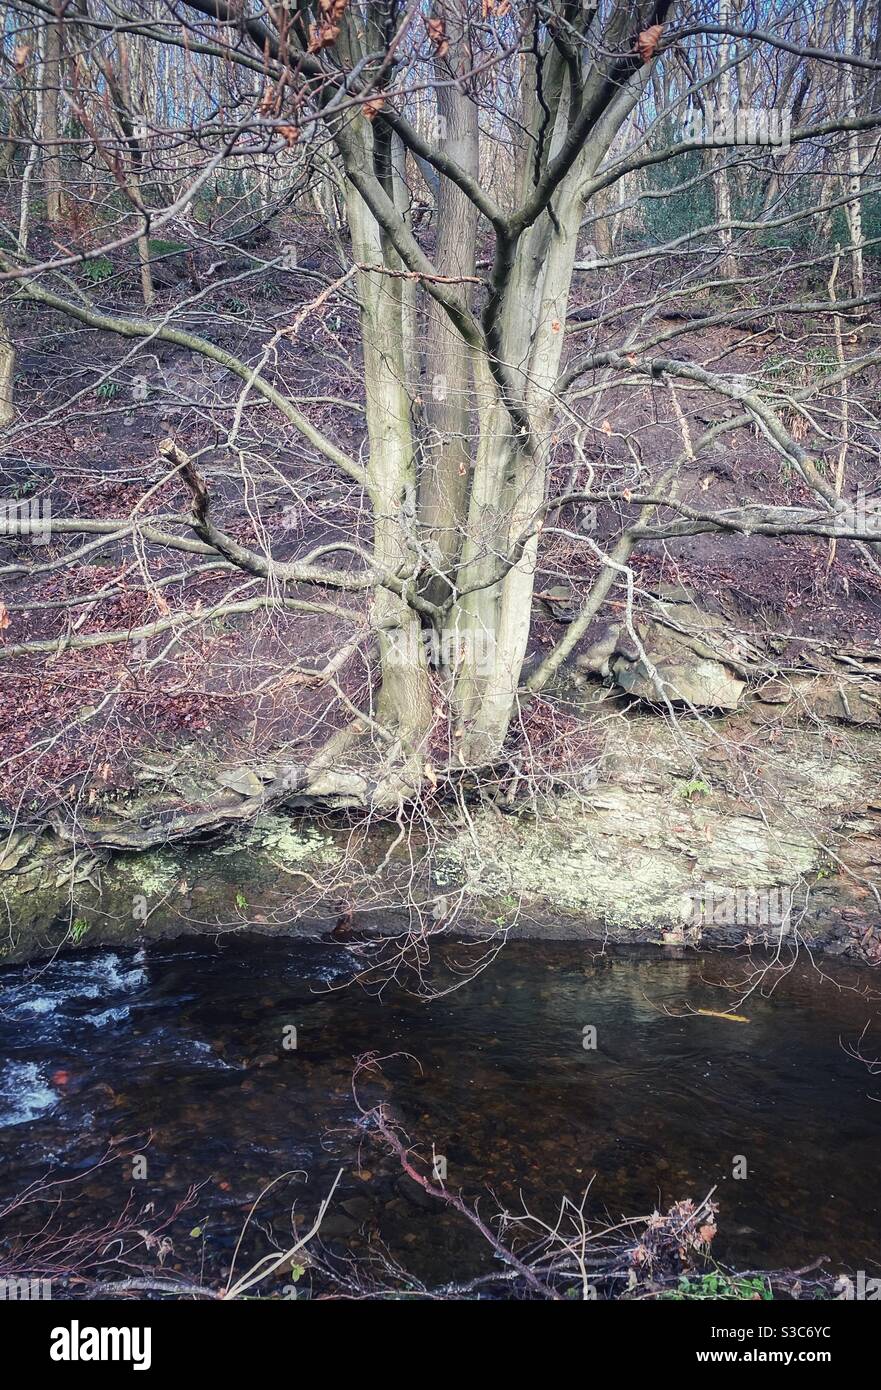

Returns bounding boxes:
[588,183,617,257]
[844,0,864,300]
[96,38,154,308]
[0,84,22,179]
[813,4,838,245]
[825,247,848,580]
[0,314,15,427]
[715,0,735,278]
[258,148,271,217]
[18,23,46,252]
[42,18,64,222]
[127,40,154,309]
[759,66,811,217]
[133,156,154,307]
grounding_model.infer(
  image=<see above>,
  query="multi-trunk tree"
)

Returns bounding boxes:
[1,0,880,824]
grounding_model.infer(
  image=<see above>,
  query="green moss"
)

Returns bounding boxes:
[115,851,181,897]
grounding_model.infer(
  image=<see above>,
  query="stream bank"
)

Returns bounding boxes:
[1,695,878,967]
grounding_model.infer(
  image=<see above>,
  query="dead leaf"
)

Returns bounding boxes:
[426,16,449,57]
[308,21,341,51]
[362,95,385,121]
[695,1008,750,1024]
[635,23,664,63]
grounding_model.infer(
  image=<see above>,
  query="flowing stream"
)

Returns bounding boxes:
[1,936,880,1292]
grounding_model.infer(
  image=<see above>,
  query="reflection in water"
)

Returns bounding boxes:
[1,937,880,1290]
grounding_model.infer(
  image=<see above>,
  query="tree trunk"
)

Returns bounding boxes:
[0,314,15,426]
[449,40,652,766]
[715,0,735,279]
[343,121,434,774]
[18,23,46,252]
[42,18,65,222]
[844,0,864,300]
[417,25,480,609]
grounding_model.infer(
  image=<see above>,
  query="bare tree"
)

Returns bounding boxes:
[0,0,879,842]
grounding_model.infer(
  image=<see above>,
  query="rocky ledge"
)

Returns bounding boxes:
[0,671,878,965]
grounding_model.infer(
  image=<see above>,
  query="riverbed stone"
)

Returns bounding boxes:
[612,648,745,709]
[756,674,881,727]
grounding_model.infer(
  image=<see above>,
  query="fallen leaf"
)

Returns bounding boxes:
[696,1008,750,1024]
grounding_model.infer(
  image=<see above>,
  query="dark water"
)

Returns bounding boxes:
[1,936,881,1293]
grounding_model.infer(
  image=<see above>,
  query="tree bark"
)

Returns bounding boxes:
[417,23,480,610]
[342,117,434,774]
[0,313,15,426]
[42,18,65,222]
